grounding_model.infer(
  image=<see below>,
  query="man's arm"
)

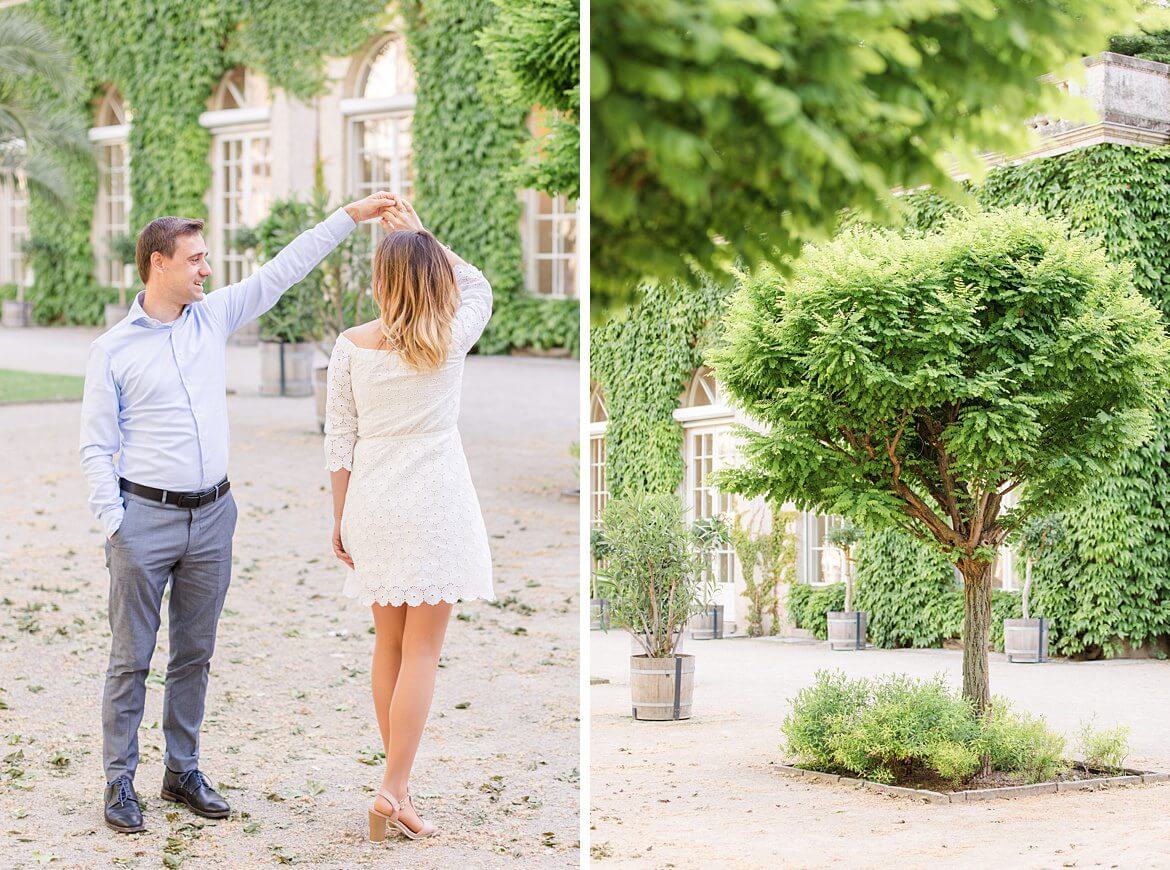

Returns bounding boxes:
[204,192,395,335]
[79,345,124,538]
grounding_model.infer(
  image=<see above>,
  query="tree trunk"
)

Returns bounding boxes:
[1022,558,1033,620]
[959,558,994,717]
[843,552,854,613]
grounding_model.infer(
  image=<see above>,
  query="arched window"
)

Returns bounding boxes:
[675,367,737,584]
[589,382,608,527]
[202,68,272,285]
[343,34,415,250]
[90,87,132,292]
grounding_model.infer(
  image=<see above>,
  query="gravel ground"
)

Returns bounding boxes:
[0,329,581,869]
[590,630,1170,868]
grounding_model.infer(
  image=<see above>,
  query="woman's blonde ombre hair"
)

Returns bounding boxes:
[371,230,459,370]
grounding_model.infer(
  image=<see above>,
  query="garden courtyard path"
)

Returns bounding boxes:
[0,328,580,869]
[591,630,1170,868]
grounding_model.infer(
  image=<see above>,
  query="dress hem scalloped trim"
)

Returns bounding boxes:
[343,588,497,607]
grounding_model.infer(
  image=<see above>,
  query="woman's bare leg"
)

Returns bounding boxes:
[370,603,407,755]
[374,601,452,831]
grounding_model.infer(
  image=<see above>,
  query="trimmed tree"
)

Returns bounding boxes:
[708,208,1170,715]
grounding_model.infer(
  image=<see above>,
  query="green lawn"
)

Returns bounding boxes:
[0,369,85,404]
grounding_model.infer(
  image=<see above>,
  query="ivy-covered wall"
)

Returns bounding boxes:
[26,0,384,325]
[590,278,731,498]
[24,0,578,354]
[595,143,1170,657]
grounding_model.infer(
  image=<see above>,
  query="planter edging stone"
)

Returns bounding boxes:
[775,762,1166,803]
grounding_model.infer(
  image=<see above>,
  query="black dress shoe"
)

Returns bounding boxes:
[160,767,230,819]
[105,775,145,833]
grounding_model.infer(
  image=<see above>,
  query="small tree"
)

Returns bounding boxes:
[1011,515,1064,620]
[710,208,1170,715]
[602,494,703,658]
[729,518,767,637]
[825,520,864,613]
[760,508,799,636]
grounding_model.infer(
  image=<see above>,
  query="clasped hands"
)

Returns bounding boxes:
[344,191,425,233]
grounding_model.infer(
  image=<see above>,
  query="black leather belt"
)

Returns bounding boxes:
[120,477,230,508]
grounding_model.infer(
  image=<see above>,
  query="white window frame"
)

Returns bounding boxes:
[589,384,609,528]
[521,190,577,298]
[0,170,30,288]
[207,126,272,286]
[801,512,848,587]
[345,33,417,253]
[90,90,133,297]
[675,369,738,587]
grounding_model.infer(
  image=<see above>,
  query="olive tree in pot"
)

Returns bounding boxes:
[602,493,703,720]
[825,520,866,650]
[709,208,1170,730]
[689,514,730,639]
[1004,515,1062,663]
[254,180,374,410]
[589,528,611,631]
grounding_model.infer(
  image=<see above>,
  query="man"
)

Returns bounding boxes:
[80,191,394,833]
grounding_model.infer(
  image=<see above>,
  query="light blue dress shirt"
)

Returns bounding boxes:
[80,207,356,538]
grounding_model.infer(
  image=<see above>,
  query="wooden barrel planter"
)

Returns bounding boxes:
[1,299,31,328]
[630,654,694,721]
[690,604,725,640]
[589,598,610,631]
[260,341,315,397]
[827,610,867,651]
[1004,617,1049,663]
[313,365,329,432]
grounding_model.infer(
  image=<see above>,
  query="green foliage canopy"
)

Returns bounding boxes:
[590,0,1136,316]
[709,208,1170,563]
[479,0,579,198]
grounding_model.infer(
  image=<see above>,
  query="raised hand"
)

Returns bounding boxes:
[380,197,426,234]
[344,190,398,224]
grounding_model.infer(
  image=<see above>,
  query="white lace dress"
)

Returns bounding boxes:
[323,262,495,607]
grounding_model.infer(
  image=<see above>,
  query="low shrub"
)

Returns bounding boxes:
[975,702,1066,783]
[787,583,845,638]
[783,671,1074,787]
[1076,720,1131,773]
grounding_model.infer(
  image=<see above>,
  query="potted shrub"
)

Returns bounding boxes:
[689,514,730,639]
[255,212,317,398]
[1004,515,1062,663]
[825,520,866,650]
[253,180,375,405]
[589,528,611,631]
[602,494,702,721]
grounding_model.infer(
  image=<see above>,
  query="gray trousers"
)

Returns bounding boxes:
[102,489,237,782]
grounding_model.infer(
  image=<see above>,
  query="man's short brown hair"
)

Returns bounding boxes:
[136,217,205,284]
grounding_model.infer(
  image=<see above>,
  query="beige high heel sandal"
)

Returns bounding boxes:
[367,789,437,841]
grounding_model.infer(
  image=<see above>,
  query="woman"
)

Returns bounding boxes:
[323,197,494,842]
